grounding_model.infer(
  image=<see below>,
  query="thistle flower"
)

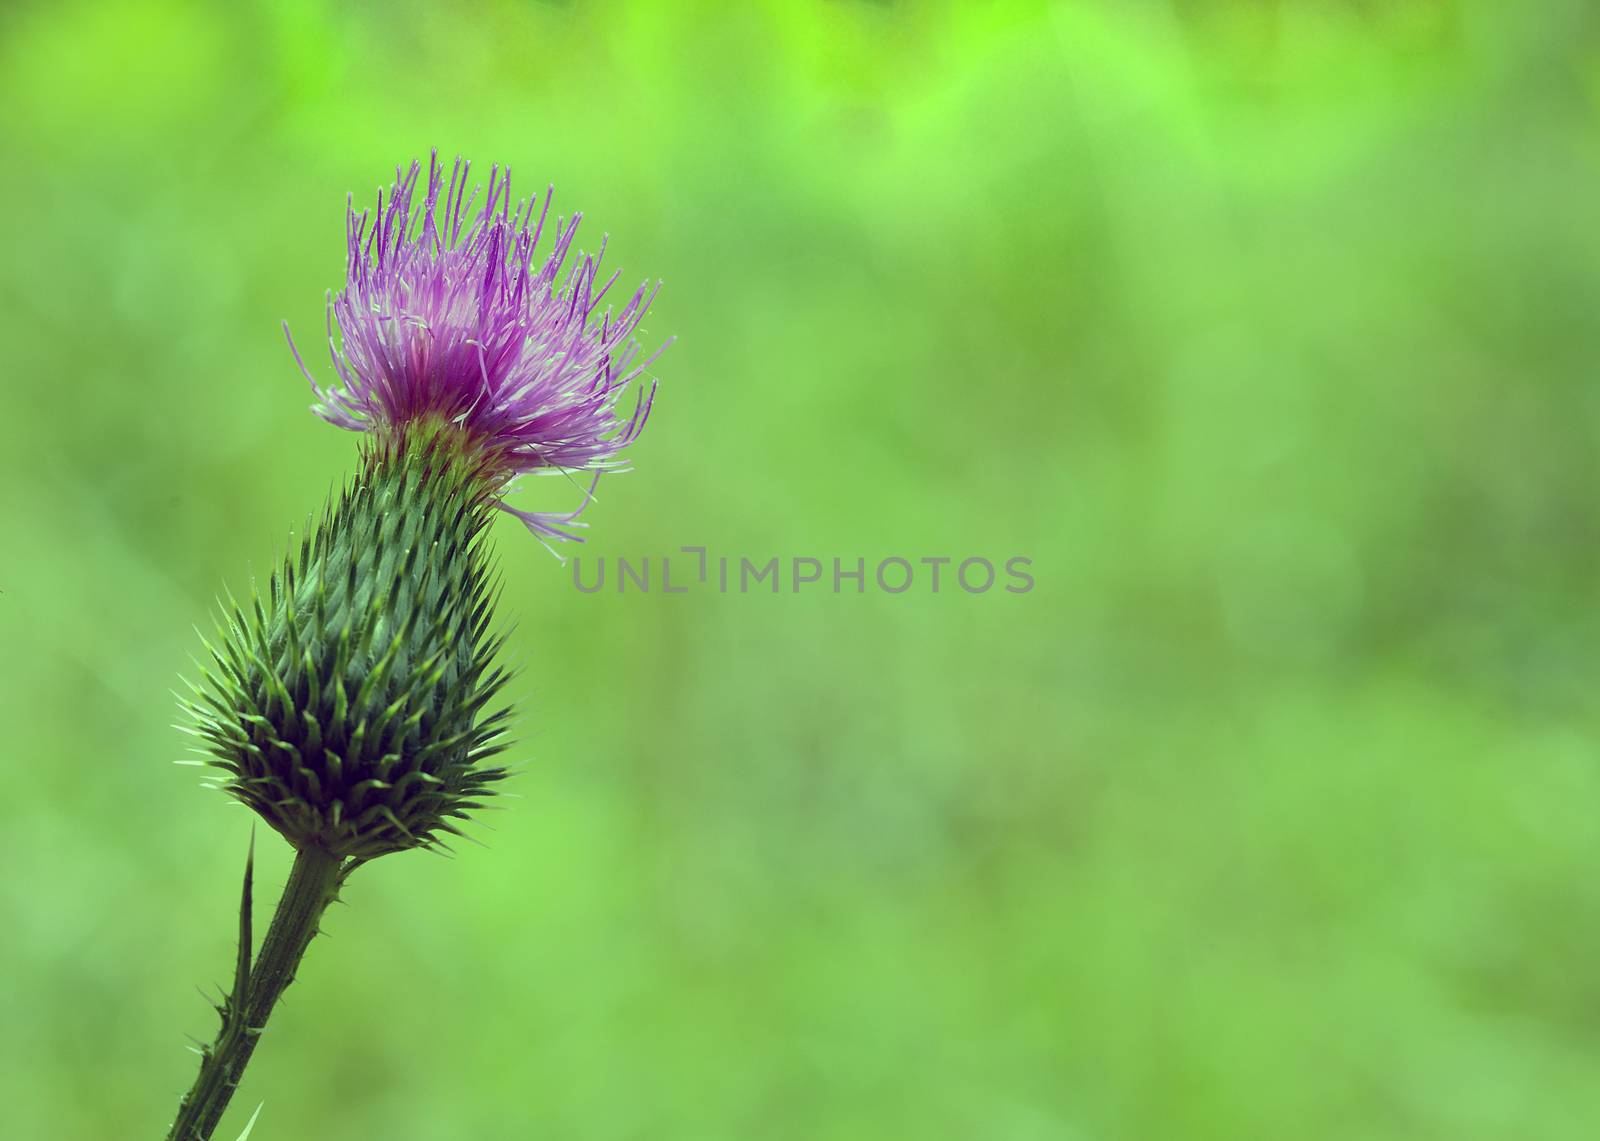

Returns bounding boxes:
[166,154,667,1140]
[287,152,667,542]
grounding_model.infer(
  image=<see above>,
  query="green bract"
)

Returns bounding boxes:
[187,421,512,860]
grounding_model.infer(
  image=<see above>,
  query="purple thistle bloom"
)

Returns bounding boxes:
[286,152,669,543]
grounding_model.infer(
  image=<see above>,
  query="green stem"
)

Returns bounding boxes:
[166,845,346,1140]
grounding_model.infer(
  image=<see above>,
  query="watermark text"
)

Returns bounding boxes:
[570,548,1034,595]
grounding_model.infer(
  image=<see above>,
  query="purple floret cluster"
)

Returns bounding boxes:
[288,152,667,542]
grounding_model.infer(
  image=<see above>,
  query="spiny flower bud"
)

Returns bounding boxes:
[189,421,511,858]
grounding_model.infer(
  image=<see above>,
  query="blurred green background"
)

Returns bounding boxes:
[4,1,1600,1138]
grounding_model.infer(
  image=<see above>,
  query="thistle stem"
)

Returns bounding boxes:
[166,845,346,1140]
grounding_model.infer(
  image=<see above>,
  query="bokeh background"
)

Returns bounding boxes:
[4,1,1600,1138]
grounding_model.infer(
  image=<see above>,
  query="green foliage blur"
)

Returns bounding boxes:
[4,1,1600,1138]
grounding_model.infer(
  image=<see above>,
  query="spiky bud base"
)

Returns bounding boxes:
[188,419,512,860]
